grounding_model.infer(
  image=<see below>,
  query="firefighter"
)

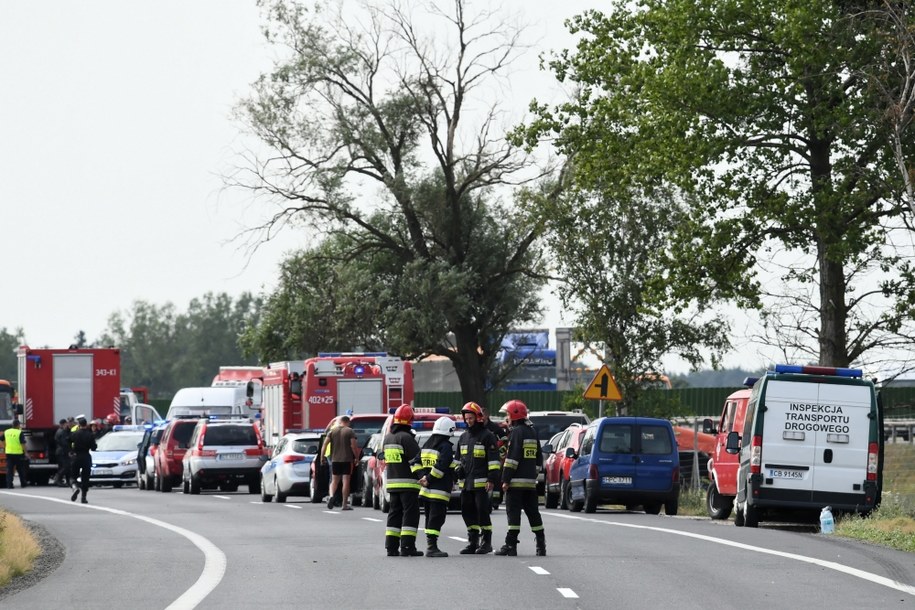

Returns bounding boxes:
[495,399,546,556]
[455,401,500,554]
[383,404,424,557]
[69,416,97,504]
[414,416,458,558]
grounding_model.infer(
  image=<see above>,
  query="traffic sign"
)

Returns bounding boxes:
[583,365,622,401]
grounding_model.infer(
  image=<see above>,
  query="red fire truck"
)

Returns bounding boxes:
[260,353,413,447]
[7,346,123,484]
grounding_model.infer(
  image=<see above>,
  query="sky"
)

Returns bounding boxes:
[0,1,768,373]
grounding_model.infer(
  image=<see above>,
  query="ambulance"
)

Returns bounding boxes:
[727,364,883,527]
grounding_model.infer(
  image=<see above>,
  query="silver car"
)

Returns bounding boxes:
[90,426,147,487]
[260,432,321,503]
[181,418,267,494]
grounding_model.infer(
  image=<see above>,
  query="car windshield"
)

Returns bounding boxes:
[530,415,589,439]
[95,432,144,452]
[204,425,258,446]
[351,419,386,448]
[292,438,320,454]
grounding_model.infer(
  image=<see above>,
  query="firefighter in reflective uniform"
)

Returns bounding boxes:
[455,402,500,554]
[495,400,546,556]
[414,416,458,558]
[383,404,424,557]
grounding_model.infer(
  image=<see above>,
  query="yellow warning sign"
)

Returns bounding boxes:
[583,365,622,401]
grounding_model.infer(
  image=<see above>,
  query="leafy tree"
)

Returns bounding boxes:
[0,327,24,382]
[520,1,915,372]
[545,186,731,414]
[233,0,550,405]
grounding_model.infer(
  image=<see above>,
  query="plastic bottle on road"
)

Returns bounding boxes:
[820,506,835,534]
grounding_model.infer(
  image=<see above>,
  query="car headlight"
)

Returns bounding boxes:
[122,458,137,466]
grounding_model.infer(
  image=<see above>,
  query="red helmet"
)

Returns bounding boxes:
[105,413,120,425]
[393,404,415,425]
[461,402,484,419]
[502,400,528,421]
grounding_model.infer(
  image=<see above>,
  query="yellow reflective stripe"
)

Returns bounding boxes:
[420,488,450,502]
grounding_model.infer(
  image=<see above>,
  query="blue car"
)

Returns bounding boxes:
[566,417,680,515]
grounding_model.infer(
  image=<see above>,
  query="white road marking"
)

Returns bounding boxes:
[557,588,579,599]
[1,491,226,609]
[362,517,383,522]
[448,536,468,542]
[530,566,550,575]
[324,510,339,514]
[250,501,264,505]
[284,504,302,509]
[212,495,231,500]
[545,512,915,597]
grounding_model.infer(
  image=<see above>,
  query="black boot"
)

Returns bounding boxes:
[80,491,88,504]
[71,486,79,502]
[400,538,424,557]
[426,535,448,558]
[385,536,401,557]
[535,531,546,556]
[495,531,519,556]
[475,530,493,554]
[459,531,479,554]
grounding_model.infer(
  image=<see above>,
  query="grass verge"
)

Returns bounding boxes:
[0,509,41,588]
[836,493,915,553]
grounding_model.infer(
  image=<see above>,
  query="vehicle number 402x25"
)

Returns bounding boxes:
[307,395,334,405]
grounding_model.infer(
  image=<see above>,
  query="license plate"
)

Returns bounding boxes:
[603,476,632,485]
[768,468,805,480]
[93,468,113,476]
[218,453,244,461]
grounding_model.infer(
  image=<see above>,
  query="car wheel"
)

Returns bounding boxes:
[310,476,321,504]
[569,482,583,512]
[706,485,733,520]
[560,478,570,511]
[190,475,201,495]
[744,501,760,528]
[644,503,662,515]
[664,496,679,516]
[154,472,161,492]
[275,478,287,503]
[261,477,273,502]
[545,483,559,509]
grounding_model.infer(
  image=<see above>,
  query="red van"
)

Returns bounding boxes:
[703,385,752,519]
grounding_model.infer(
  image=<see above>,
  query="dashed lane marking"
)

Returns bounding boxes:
[530,567,549,575]
[362,517,383,522]
[448,536,468,542]
[1,491,226,609]
[545,511,915,597]
[212,495,231,500]
[284,504,302,509]
[557,588,579,599]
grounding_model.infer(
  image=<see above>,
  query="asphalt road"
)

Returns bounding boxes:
[1,486,914,609]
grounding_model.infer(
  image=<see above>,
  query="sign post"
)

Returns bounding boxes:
[582,364,623,418]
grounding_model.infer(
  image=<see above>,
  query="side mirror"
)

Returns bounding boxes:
[542,443,554,455]
[363,447,374,457]
[725,431,741,454]
[14,403,24,416]
[702,418,717,435]
[564,446,577,459]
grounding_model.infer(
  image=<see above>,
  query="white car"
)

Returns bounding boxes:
[260,431,321,503]
[90,426,147,487]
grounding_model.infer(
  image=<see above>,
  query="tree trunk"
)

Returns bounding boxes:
[818,242,849,367]
[450,324,488,409]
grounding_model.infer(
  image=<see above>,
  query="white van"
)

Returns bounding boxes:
[727,364,883,527]
[165,386,259,420]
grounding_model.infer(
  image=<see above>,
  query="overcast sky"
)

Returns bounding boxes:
[0,1,769,372]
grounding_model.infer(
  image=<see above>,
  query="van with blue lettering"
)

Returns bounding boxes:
[566,417,680,515]
[727,364,883,527]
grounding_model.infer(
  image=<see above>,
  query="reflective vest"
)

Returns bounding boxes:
[456,424,500,490]
[501,423,542,490]
[4,428,24,455]
[383,426,421,492]
[416,436,458,503]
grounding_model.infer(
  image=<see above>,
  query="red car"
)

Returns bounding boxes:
[153,417,199,492]
[543,423,586,509]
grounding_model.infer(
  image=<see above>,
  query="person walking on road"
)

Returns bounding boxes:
[320,415,360,510]
[415,416,458,558]
[495,400,546,557]
[455,402,501,555]
[383,404,423,557]
[69,416,96,504]
[53,419,72,487]
[4,419,28,489]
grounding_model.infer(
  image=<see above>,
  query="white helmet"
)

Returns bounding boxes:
[432,417,456,436]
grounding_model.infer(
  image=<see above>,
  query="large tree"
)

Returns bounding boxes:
[521,1,915,373]
[232,0,550,404]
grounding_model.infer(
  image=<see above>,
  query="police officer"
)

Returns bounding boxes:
[70,416,97,504]
[4,419,28,489]
[455,402,500,554]
[383,404,424,557]
[53,419,72,487]
[415,416,458,558]
[495,400,546,557]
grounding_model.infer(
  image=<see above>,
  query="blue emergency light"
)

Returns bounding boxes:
[774,364,863,378]
[353,365,365,375]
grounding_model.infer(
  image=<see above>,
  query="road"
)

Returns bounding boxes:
[1,487,914,609]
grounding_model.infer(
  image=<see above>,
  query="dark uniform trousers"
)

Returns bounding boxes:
[504,488,543,542]
[387,490,420,545]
